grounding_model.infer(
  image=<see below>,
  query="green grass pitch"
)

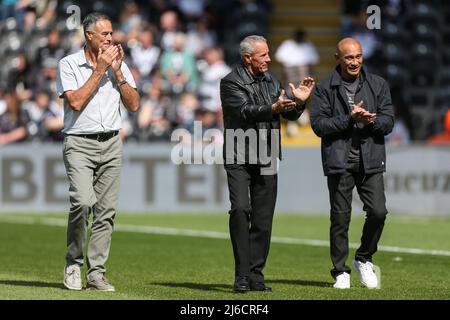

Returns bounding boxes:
[0,213,449,300]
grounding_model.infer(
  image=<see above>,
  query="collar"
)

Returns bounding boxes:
[237,62,272,85]
[76,46,94,68]
[331,65,366,87]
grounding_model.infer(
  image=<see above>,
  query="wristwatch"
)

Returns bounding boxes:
[117,79,127,87]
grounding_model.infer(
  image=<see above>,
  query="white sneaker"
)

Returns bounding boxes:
[352,260,378,289]
[64,264,82,290]
[333,272,350,289]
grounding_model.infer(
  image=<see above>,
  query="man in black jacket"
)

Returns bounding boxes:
[310,38,394,289]
[220,35,314,292]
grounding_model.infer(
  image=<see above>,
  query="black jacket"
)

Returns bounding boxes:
[220,63,304,164]
[310,66,395,176]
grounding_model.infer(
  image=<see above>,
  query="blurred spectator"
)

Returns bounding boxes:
[0,0,25,23]
[174,0,206,22]
[29,0,57,29]
[119,105,134,141]
[194,107,223,144]
[160,32,199,96]
[175,92,199,133]
[0,89,5,114]
[0,0,275,143]
[35,29,67,70]
[66,28,86,53]
[427,109,450,145]
[7,52,34,101]
[385,118,410,146]
[223,0,269,65]
[22,5,37,32]
[34,52,58,94]
[342,6,379,67]
[0,89,30,144]
[115,0,144,44]
[23,90,63,141]
[158,10,183,50]
[275,29,319,137]
[197,47,230,129]
[386,86,411,145]
[275,29,319,87]
[184,16,217,57]
[146,0,174,26]
[130,27,161,84]
[137,80,172,141]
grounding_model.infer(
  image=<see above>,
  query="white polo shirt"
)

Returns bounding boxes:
[56,47,136,134]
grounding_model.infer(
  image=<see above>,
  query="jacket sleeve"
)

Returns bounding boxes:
[310,84,353,138]
[220,78,273,123]
[282,102,306,121]
[366,80,395,136]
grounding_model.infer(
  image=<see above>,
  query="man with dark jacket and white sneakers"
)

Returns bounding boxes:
[310,38,394,289]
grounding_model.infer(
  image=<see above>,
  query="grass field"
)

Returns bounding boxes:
[0,212,449,300]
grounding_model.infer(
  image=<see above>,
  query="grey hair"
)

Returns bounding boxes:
[82,12,111,33]
[239,35,267,57]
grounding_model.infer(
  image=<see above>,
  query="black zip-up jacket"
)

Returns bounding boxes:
[220,63,305,164]
[310,66,395,176]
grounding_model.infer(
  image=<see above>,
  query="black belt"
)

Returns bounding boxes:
[69,131,119,142]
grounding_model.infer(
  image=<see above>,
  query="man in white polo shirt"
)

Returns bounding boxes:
[56,12,140,291]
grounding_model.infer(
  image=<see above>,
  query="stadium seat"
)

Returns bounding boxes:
[410,0,440,7]
[438,68,450,86]
[443,29,450,46]
[383,42,407,64]
[409,43,440,86]
[410,69,437,87]
[412,23,441,47]
[442,48,450,66]
[409,107,435,140]
[385,64,408,87]
[404,3,441,29]
[380,22,409,43]
[443,9,450,26]
[410,42,440,64]
[236,23,260,40]
[434,88,450,111]
[405,88,432,107]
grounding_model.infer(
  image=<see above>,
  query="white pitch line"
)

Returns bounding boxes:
[1,215,450,257]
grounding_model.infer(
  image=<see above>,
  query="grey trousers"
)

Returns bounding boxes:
[62,134,122,280]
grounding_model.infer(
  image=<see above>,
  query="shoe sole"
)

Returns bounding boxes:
[86,286,115,292]
[86,287,115,292]
[333,285,350,289]
[63,281,82,291]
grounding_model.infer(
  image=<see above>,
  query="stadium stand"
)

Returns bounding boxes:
[0,0,448,144]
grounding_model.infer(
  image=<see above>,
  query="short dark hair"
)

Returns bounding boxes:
[82,12,111,33]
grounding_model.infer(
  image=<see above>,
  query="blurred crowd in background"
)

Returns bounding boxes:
[0,0,449,145]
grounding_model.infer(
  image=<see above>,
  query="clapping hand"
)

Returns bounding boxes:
[272,89,297,113]
[351,101,376,125]
[289,77,315,103]
[97,45,119,72]
[111,44,124,72]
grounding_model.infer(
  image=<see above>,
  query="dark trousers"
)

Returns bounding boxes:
[224,164,278,283]
[327,165,388,278]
